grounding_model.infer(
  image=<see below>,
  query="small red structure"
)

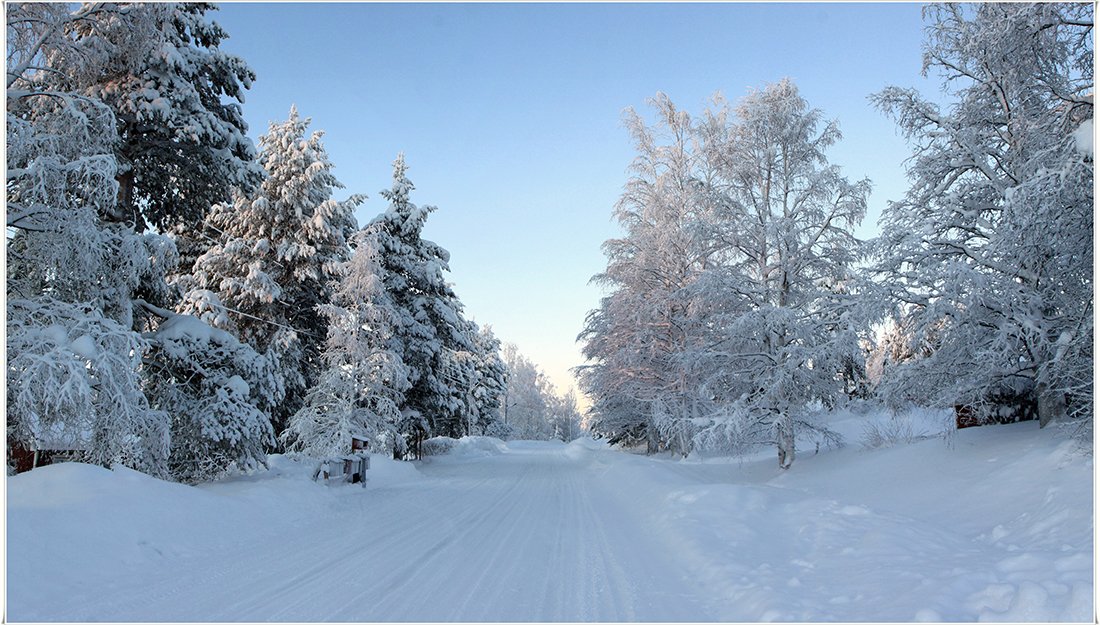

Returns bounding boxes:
[8,430,86,474]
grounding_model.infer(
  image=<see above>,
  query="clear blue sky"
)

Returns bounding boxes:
[212,2,939,402]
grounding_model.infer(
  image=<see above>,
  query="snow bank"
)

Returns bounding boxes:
[7,451,426,620]
[422,435,508,458]
[561,435,609,461]
[601,417,1093,622]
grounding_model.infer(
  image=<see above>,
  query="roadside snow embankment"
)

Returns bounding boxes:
[592,418,1092,622]
[6,452,423,621]
[421,435,508,458]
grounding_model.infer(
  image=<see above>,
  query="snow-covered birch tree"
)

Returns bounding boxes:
[579,94,716,453]
[690,79,868,468]
[7,3,173,476]
[581,83,865,466]
[869,3,1093,435]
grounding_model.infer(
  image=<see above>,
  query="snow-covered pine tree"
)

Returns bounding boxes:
[369,154,474,440]
[68,3,261,237]
[689,80,867,468]
[184,107,362,436]
[281,226,411,458]
[870,4,1093,435]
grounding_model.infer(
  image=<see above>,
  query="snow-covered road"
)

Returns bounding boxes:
[138,441,711,622]
[7,421,1094,622]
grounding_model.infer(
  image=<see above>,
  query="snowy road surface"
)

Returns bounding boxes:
[7,421,1094,621]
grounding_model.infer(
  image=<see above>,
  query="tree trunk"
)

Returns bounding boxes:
[1036,382,1065,428]
[110,170,136,224]
[646,420,660,455]
[777,415,795,469]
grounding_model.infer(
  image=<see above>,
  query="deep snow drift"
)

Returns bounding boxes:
[6,413,1093,622]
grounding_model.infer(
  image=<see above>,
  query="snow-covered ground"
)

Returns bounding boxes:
[7,413,1093,622]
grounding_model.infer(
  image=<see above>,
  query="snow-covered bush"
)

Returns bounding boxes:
[860,417,926,450]
[421,437,460,457]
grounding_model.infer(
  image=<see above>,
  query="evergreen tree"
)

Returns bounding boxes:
[140,302,278,483]
[369,155,473,439]
[281,225,411,458]
[69,3,261,235]
[184,107,362,435]
[470,324,509,435]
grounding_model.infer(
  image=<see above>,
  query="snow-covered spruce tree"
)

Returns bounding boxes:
[870,4,1093,435]
[578,94,717,454]
[67,3,261,238]
[184,107,362,436]
[369,154,475,440]
[7,3,173,476]
[281,226,412,458]
[469,324,509,435]
[138,302,277,483]
[9,2,262,281]
[689,80,868,468]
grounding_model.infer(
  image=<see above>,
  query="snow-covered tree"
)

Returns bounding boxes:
[7,298,171,477]
[870,3,1093,434]
[497,343,582,441]
[547,389,584,442]
[501,343,553,440]
[689,79,868,468]
[7,3,174,476]
[369,154,474,439]
[139,303,277,483]
[281,226,411,458]
[56,3,261,235]
[469,324,509,435]
[581,83,865,466]
[578,94,716,453]
[184,107,362,434]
